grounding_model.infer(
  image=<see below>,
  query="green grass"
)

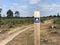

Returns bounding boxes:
[53,18,60,24]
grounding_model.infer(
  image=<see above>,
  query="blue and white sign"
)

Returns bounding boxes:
[34,18,40,23]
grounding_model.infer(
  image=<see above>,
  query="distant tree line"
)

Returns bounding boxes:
[40,13,60,22]
[40,13,60,18]
[0,8,34,19]
[46,13,60,18]
[0,8,20,18]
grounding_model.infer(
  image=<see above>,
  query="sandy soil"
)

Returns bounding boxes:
[40,19,60,45]
[0,24,33,45]
[6,26,34,45]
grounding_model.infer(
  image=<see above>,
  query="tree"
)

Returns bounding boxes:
[53,15,56,17]
[0,8,2,13]
[49,15,52,17]
[0,8,2,18]
[7,9,13,18]
[15,11,20,17]
[0,14,1,18]
[57,13,60,17]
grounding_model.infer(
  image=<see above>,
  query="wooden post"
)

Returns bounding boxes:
[34,11,40,45]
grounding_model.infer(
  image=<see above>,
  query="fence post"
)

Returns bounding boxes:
[34,11,40,45]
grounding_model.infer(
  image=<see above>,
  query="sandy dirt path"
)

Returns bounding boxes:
[40,19,53,30]
[0,25,33,45]
[40,19,60,45]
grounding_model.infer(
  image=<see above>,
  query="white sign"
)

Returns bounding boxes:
[34,11,40,17]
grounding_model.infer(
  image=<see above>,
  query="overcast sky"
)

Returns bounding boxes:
[0,0,60,17]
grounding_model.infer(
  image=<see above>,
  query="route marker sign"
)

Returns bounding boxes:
[34,18,40,23]
[34,11,40,45]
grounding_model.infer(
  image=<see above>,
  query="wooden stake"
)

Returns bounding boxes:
[34,11,40,45]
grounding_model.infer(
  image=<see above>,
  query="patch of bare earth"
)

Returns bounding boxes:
[0,24,33,41]
[40,19,60,45]
[6,27,34,45]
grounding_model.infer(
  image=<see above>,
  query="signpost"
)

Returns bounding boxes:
[34,11,40,45]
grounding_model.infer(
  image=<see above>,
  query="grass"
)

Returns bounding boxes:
[53,18,60,24]
[0,18,34,30]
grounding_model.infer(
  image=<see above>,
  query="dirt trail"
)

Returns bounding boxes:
[40,19,54,39]
[41,19,60,45]
[43,19,53,24]
[0,25,33,45]
[40,19,53,30]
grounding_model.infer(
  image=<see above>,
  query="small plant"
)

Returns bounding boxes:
[50,30,58,34]
[0,20,4,25]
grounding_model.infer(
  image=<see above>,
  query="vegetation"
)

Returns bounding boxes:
[0,8,34,30]
[53,18,60,24]
[7,9,13,18]
[41,13,60,23]
[40,17,47,22]
[0,8,2,18]
[0,8,21,18]
[15,11,20,17]
[0,18,34,30]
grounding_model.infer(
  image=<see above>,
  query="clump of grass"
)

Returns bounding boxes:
[50,30,58,34]
[53,18,60,24]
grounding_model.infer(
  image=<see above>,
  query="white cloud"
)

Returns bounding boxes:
[18,5,27,9]
[13,3,28,9]
[29,0,39,4]
[39,3,60,11]
[0,6,2,8]
[13,3,18,6]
